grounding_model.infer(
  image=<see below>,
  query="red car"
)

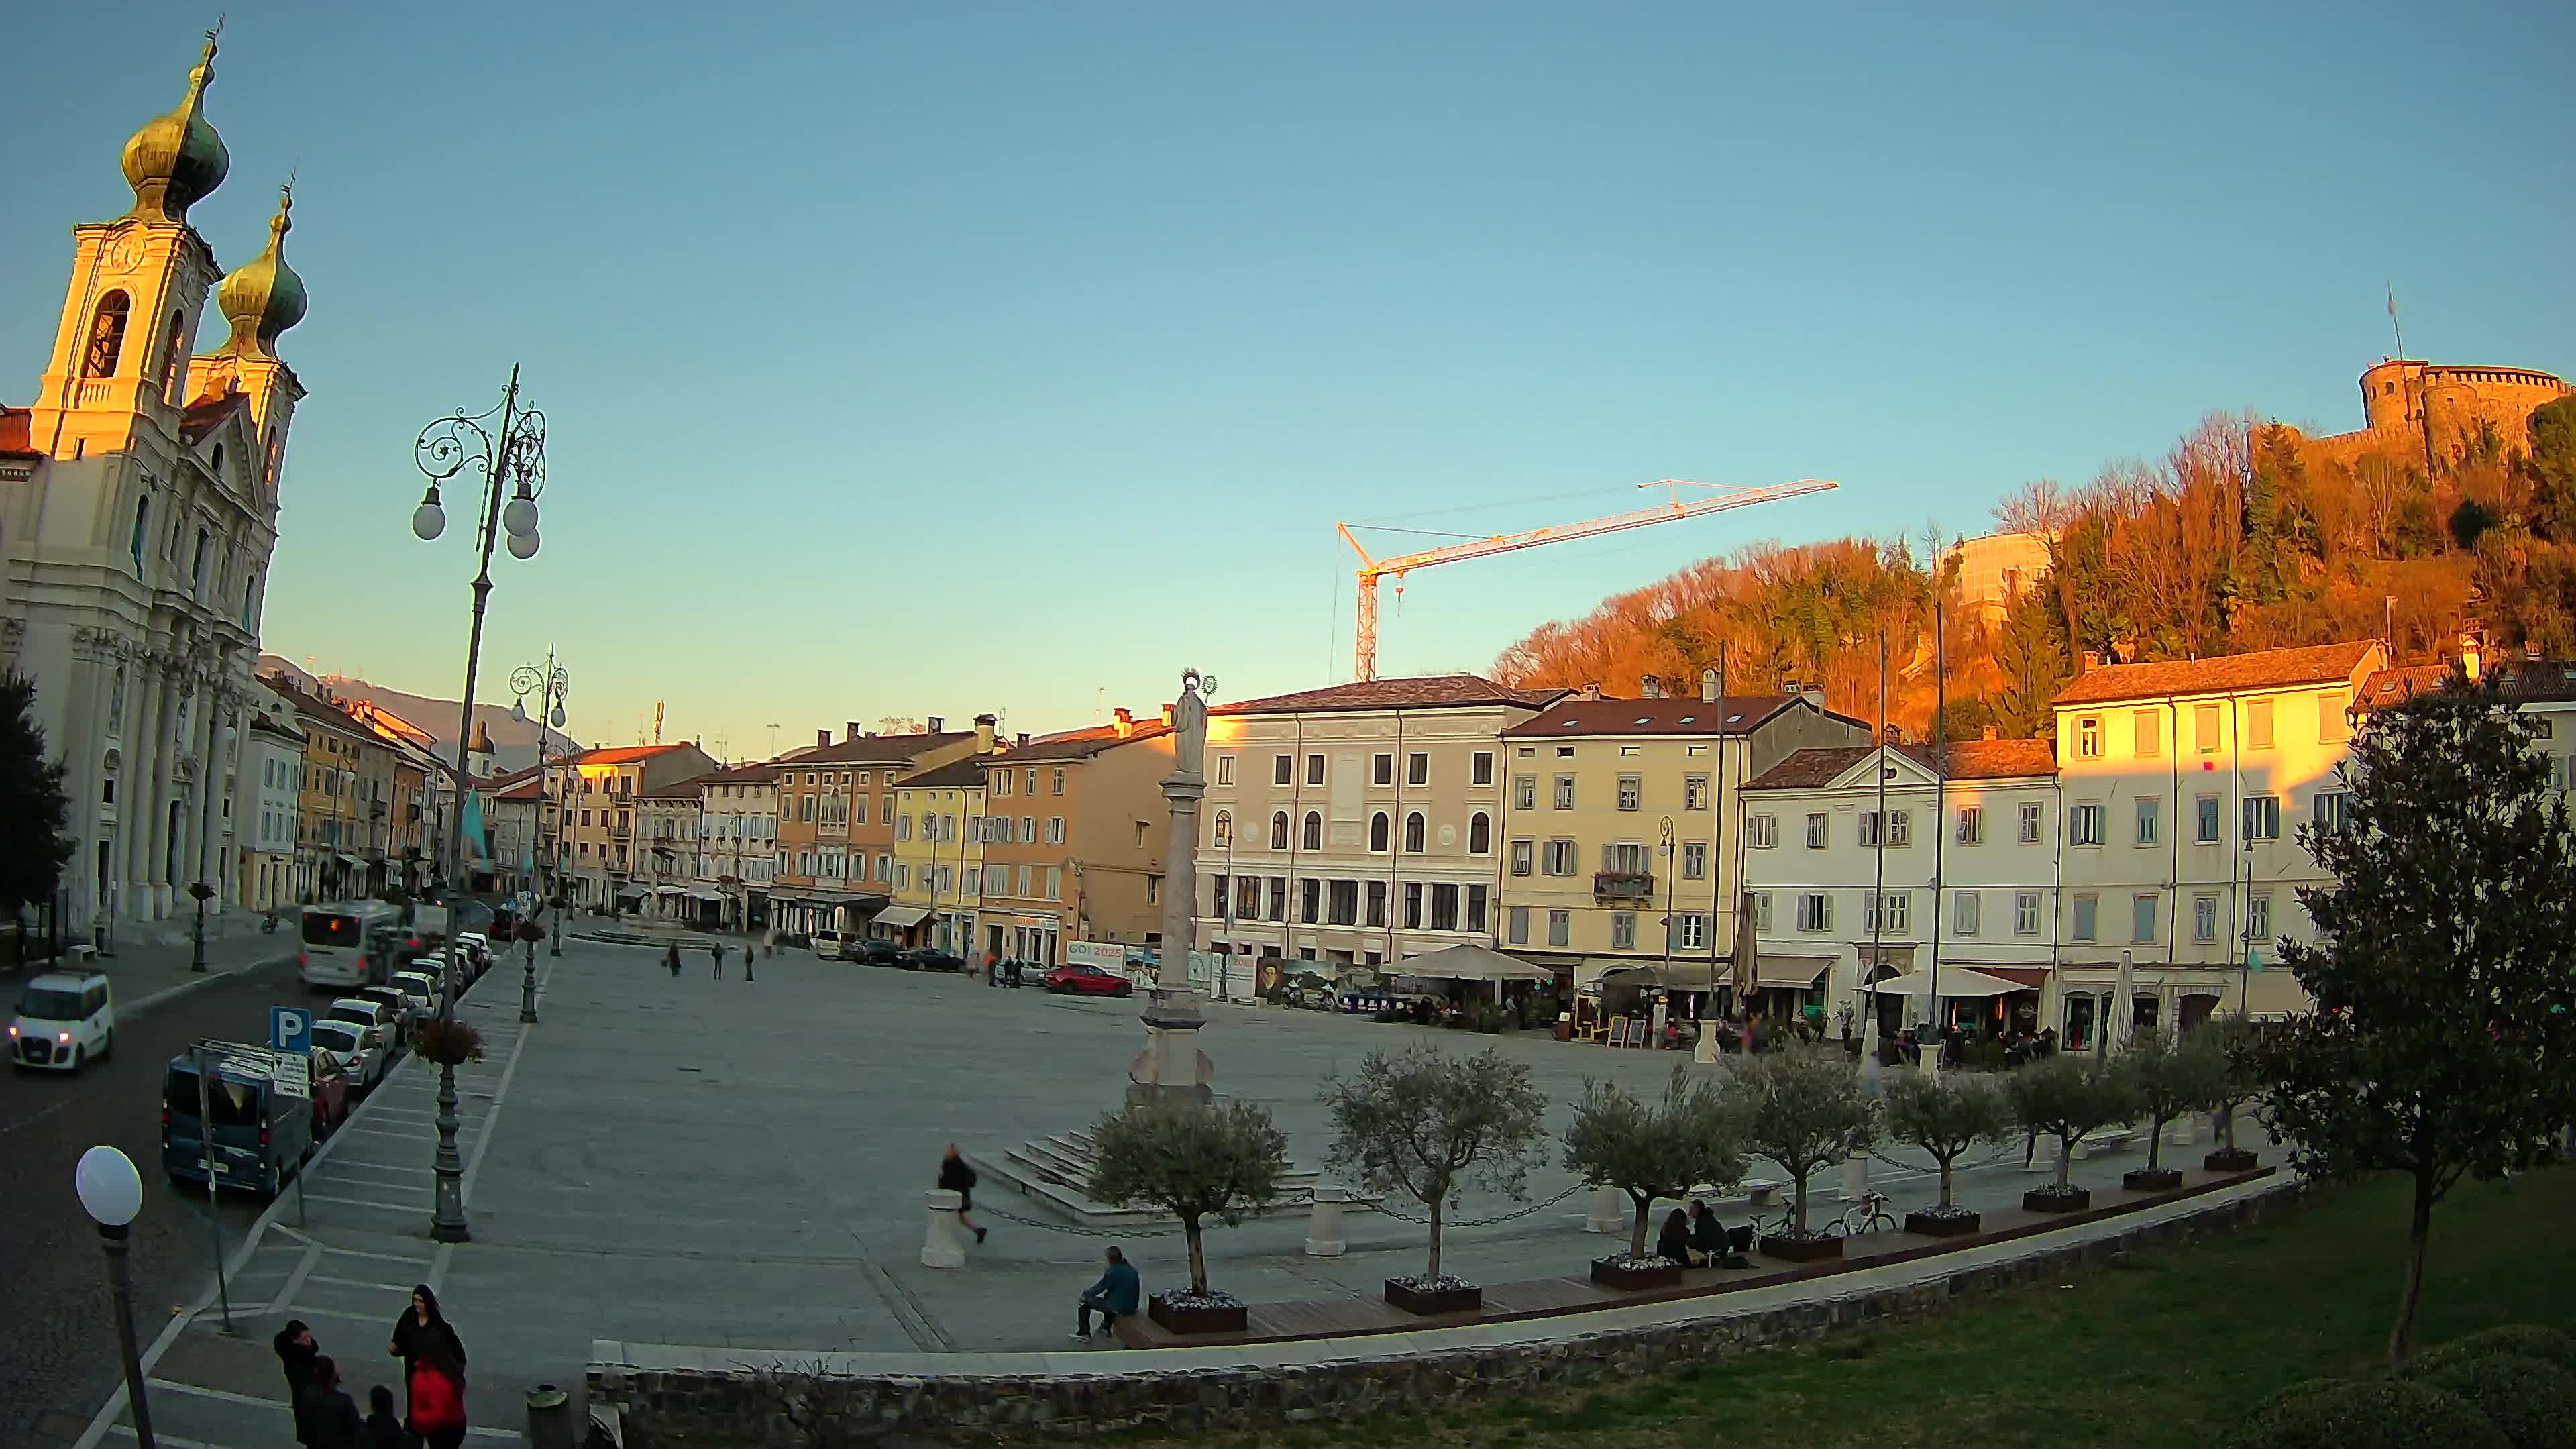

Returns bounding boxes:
[1043,963,1135,998]
[306,1049,352,1142]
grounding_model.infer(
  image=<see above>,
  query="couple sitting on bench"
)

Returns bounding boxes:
[1656,1200,1755,1269]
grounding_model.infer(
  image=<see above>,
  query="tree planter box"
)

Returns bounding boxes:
[1147,1293,1247,1336]
[1383,1278,1483,1316]
[2123,1167,2184,1192]
[1904,1210,1981,1238]
[1760,1232,1845,1263]
[2023,1187,2092,1213]
[1589,1256,1685,1290]
[2204,1148,2259,1173]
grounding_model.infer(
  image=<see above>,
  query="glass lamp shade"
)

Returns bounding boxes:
[506,528,539,560]
[502,495,539,537]
[75,1145,143,1227]
[411,500,446,541]
[549,705,566,729]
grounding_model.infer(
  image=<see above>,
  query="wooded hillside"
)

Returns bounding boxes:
[1491,396,2576,741]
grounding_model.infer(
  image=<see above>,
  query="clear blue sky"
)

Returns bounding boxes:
[7,1,2570,757]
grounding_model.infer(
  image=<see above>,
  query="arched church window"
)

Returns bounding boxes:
[129,496,150,576]
[85,292,131,378]
[212,443,225,480]
[158,311,184,398]
[191,528,208,595]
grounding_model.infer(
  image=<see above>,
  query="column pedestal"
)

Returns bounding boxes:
[1304,1185,1349,1257]
[1585,1185,1627,1234]
[921,1189,967,1269]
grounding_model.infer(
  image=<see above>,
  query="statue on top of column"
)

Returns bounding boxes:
[1171,668,1214,780]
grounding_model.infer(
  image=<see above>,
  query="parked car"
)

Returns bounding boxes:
[10,969,115,1071]
[307,1049,352,1141]
[810,930,849,961]
[389,971,444,1022]
[1043,963,1136,998]
[896,948,965,973]
[354,985,418,1039]
[324,997,400,1059]
[453,932,493,977]
[308,1019,386,1093]
[162,1044,313,1197]
[852,938,902,966]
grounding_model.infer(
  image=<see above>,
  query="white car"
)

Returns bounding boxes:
[308,1018,385,1091]
[323,996,399,1057]
[355,985,418,1037]
[390,971,445,1018]
[10,970,114,1072]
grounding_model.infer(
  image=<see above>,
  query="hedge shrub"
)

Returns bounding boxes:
[2408,1323,2576,1378]
[2219,1376,2506,1449]
[2410,1355,2576,1449]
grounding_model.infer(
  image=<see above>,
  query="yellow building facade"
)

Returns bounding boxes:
[890,757,987,951]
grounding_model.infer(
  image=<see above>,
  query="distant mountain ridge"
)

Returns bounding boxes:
[256,655,576,772]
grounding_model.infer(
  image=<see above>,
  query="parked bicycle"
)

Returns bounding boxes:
[1827,1190,1899,1238]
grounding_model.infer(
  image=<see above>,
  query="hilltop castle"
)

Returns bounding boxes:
[2306,358,2571,470]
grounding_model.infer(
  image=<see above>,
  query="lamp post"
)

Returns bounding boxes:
[187,880,213,972]
[1656,816,1676,997]
[76,1145,154,1449]
[411,367,549,1244]
[511,651,570,998]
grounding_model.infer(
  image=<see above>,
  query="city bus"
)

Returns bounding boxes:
[298,900,400,991]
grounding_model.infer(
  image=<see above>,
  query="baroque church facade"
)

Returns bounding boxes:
[0,32,309,935]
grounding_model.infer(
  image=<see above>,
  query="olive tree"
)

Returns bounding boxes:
[1088,1099,1291,1297]
[1562,1064,1746,1263]
[1725,1046,1878,1237]
[2007,1052,2141,1194]
[2128,1026,2229,1173]
[2205,1015,2267,1158]
[2252,674,2576,1364]
[1882,1071,2011,1213]
[1322,1044,1550,1284]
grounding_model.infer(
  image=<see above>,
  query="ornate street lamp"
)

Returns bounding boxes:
[508,650,570,1011]
[410,367,547,1244]
[76,1146,154,1449]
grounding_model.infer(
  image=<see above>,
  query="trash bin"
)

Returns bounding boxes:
[525,1385,573,1449]
[1554,1012,1572,1042]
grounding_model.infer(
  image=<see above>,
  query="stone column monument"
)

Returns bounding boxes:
[1129,668,1216,1104]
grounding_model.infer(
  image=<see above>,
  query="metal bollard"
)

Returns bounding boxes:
[525,1385,573,1449]
[1839,1145,1870,1202]
[1304,1185,1349,1257]
[921,1188,967,1269]
[1584,1185,1625,1234]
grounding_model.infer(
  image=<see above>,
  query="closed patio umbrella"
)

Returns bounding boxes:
[2110,950,2137,1054]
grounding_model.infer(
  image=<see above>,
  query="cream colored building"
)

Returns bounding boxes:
[2049,639,2385,1045]
[1193,676,1560,982]
[1499,674,1868,991]
[545,742,718,911]
[890,757,987,951]
[636,774,709,921]
[692,761,778,931]
[974,712,1174,968]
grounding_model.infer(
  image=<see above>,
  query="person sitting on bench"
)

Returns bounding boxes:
[1686,1200,1725,1266]
[1074,1246,1141,1340]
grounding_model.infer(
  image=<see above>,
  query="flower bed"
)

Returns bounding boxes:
[1383,1275,1483,1316]
[1760,1230,1845,1263]
[1148,1289,1247,1335]
[2024,1185,2092,1214]
[2124,1167,2184,1192]
[1589,1254,1685,1290]
[1904,1205,1982,1238]
[2204,1147,2259,1173]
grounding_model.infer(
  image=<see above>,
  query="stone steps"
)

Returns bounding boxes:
[966,1125,1355,1229]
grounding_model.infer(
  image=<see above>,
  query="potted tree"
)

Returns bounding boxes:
[2204,1016,2265,1173]
[2007,1052,2140,1212]
[1086,1098,1290,1335]
[1883,1070,2011,1236]
[1728,1046,1880,1260]
[2123,1026,2227,1191]
[1563,1065,1745,1289]
[1322,1044,1549,1315]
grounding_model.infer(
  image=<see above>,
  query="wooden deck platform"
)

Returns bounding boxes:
[1114,1163,2275,1350]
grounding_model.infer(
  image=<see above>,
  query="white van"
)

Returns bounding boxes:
[810,930,847,961]
[10,970,115,1071]
[299,901,400,991]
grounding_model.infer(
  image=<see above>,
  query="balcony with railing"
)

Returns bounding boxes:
[1592,870,1655,902]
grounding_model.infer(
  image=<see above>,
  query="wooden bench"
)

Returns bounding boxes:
[2074,1128,2138,1160]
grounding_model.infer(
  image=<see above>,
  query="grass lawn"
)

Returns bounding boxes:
[1138,1168,2575,1449]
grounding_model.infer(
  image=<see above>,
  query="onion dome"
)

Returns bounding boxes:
[213,186,306,358]
[120,32,231,225]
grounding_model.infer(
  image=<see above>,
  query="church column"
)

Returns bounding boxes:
[121,661,164,924]
[142,659,185,920]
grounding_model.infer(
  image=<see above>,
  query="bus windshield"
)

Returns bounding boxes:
[303,912,362,949]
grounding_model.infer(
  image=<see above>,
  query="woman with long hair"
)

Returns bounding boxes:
[387,1283,467,1442]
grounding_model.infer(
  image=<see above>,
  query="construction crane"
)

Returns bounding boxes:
[1337,477,1839,682]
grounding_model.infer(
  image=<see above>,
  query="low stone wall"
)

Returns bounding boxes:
[593,1180,2303,1445]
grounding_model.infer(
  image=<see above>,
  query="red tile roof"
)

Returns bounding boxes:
[775,731,972,766]
[698,761,784,784]
[494,779,546,802]
[179,390,248,445]
[1501,694,1808,738]
[0,405,35,458]
[2051,641,2381,707]
[1743,738,2058,792]
[1215,674,1563,717]
[986,721,1173,763]
[898,757,989,790]
[2360,659,2576,710]
[573,743,693,765]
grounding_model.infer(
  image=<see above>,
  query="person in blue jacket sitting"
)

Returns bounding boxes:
[1074,1245,1141,1339]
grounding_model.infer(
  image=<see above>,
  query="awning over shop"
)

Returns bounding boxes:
[1964,965,2049,990]
[1594,958,1723,991]
[1394,943,1554,982]
[873,905,933,930]
[614,884,651,902]
[335,853,363,867]
[686,888,725,902]
[1758,956,1834,991]
[652,885,684,896]
[1866,967,2025,998]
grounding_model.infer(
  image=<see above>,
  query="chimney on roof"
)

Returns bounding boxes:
[1581,682,1603,701]
[974,714,996,751]
[2460,633,2482,682]
[1701,667,1719,704]
[817,729,830,749]
[1983,725,1999,741]
[2081,651,2102,672]
[928,716,945,733]
[1016,732,1030,747]
[1114,707,1134,739]
[1640,674,1662,698]
[846,721,862,743]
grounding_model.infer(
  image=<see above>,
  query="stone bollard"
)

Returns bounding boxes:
[524,1385,573,1449]
[922,1188,968,1269]
[1305,1185,1350,1256]
[2165,1112,2196,1150]
[1839,1145,1870,1202]
[1585,1185,1626,1235]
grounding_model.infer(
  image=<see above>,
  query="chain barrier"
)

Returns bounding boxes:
[1372,1183,1585,1228]
[973,1203,1190,1239]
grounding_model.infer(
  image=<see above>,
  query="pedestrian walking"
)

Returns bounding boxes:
[940,1143,987,1244]
[276,1320,321,1444]
[296,1356,365,1449]
[665,944,681,979]
[743,946,753,983]
[386,1285,466,1433]
[712,945,723,980]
